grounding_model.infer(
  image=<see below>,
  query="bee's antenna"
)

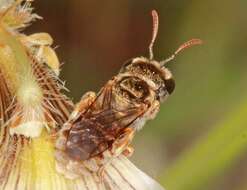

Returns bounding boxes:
[149,10,159,60]
[160,39,203,66]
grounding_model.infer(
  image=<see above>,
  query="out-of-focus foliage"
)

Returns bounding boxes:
[162,99,247,190]
[29,0,247,190]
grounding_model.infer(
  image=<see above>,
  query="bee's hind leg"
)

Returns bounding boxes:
[111,127,135,157]
[55,91,96,150]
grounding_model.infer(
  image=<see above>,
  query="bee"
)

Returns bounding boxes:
[55,10,202,189]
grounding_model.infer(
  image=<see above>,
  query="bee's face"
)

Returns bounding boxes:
[119,57,175,103]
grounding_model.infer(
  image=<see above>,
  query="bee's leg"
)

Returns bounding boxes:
[111,127,135,157]
[55,91,96,149]
[122,145,134,157]
[145,100,160,120]
[95,129,135,181]
[70,91,96,120]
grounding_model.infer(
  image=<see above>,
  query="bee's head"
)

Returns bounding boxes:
[119,10,202,103]
[119,57,175,102]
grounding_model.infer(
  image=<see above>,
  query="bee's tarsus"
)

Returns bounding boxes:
[149,10,159,60]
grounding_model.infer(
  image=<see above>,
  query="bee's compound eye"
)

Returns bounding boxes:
[119,59,133,73]
[164,78,175,94]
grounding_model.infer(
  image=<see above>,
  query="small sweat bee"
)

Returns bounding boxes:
[55,10,202,188]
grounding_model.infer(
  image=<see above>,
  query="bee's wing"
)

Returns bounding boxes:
[67,106,145,160]
[103,155,165,190]
[92,106,145,128]
[87,80,146,129]
[90,82,114,111]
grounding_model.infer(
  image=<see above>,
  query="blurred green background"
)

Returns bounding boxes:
[28,1,247,190]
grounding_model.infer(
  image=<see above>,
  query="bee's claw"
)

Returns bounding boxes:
[123,145,134,157]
